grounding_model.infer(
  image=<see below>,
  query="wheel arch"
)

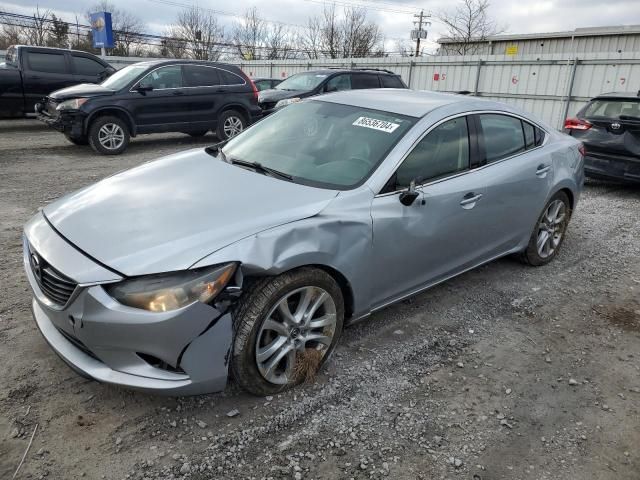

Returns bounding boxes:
[85,108,136,136]
[217,103,250,123]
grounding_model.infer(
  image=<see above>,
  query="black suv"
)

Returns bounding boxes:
[258,68,407,115]
[36,60,261,155]
[564,91,640,183]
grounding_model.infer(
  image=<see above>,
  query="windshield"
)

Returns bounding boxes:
[275,72,328,91]
[222,101,416,189]
[101,64,148,90]
[584,99,640,120]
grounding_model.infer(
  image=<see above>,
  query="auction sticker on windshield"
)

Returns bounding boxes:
[352,117,400,133]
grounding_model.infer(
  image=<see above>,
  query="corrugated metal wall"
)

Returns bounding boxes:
[3,50,639,129]
[440,32,640,56]
[231,53,640,128]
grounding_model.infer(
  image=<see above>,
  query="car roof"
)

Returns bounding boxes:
[126,59,240,69]
[298,68,398,76]
[315,89,476,118]
[594,91,640,100]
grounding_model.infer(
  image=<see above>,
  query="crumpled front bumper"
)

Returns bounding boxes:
[24,214,234,396]
[35,103,85,137]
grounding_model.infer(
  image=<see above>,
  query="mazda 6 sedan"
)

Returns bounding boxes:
[23,89,584,396]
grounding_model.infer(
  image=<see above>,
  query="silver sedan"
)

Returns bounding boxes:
[23,89,584,395]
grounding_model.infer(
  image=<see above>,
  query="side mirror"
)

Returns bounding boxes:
[325,84,338,93]
[399,179,420,206]
[136,84,153,93]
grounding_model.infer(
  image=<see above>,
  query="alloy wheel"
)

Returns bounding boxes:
[536,199,567,258]
[223,116,244,138]
[255,286,337,385]
[98,123,125,150]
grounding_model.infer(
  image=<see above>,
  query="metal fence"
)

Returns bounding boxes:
[3,50,639,129]
[231,53,640,129]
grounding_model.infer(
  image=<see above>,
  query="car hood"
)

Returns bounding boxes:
[258,89,309,104]
[43,149,338,277]
[49,83,115,101]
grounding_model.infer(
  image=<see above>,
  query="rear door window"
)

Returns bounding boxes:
[584,99,640,120]
[139,65,183,89]
[26,52,67,74]
[219,69,245,85]
[72,56,105,76]
[380,75,404,88]
[183,65,220,87]
[478,114,526,163]
[522,121,535,149]
[351,73,380,89]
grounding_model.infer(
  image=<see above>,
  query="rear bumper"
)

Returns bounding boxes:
[584,154,640,183]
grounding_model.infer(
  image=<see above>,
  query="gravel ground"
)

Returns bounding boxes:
[0,119,639,480]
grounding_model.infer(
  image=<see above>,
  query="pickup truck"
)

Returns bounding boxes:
[0,45,115,118]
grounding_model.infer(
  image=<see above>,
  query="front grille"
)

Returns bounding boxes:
[28,244,78,307]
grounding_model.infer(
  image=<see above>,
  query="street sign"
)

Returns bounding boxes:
[411,29,428,40]
[90,12,114,49]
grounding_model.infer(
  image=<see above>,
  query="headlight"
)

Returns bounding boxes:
[56,98,89,111]
[274,97,301,109]
[106,263,236,312]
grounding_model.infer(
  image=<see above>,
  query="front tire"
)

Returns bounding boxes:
[521,191,571,266]
[88,116,130,155]
[231,268,344,396]
[216,110,246,140]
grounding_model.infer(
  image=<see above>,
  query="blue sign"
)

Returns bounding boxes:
[90,12,114,49]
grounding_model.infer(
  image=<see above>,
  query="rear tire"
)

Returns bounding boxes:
[521,191,571,266]
[88,116,130,155]
[216,110,246,140]
[64,134,88,145]
[231,268,344,396]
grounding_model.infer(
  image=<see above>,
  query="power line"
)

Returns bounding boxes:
[301,0,420,15]
[0,12,410,57]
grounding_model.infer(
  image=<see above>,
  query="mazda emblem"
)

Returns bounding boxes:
[611,122,621,130]
[30,252,42,282]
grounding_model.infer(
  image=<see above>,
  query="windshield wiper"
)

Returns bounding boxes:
[229,158,293,181]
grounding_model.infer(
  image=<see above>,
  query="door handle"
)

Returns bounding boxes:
[172,90,185,95]
[536,164,551,176]
[29,75,42,80]
[460,192,483,208]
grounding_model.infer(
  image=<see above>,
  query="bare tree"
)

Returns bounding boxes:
[88,1,145,56]
[341,7,381,58]
[170,6,224,60]
[264,24,294,60]
[300,5,382,59]
[233,8,265,60]
[393,39,414,57]
[321,4,342,59]
[298,15,322,59]
[23,7,51,46]
[0,12,25,49]
[437,0,504,55]
[156,26,188,58]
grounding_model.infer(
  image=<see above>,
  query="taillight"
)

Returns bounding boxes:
[249,79,259,100]
[564,118,592,130]
[578,144,586,157]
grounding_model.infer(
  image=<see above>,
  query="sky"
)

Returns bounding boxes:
[1,0,640,53]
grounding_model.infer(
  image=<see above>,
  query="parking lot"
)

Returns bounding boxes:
[0,118,639,480]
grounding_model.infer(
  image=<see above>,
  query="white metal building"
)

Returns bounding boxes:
[438,25,640,56]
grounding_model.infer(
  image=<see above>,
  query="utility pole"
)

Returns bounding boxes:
[411,9,430,57]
